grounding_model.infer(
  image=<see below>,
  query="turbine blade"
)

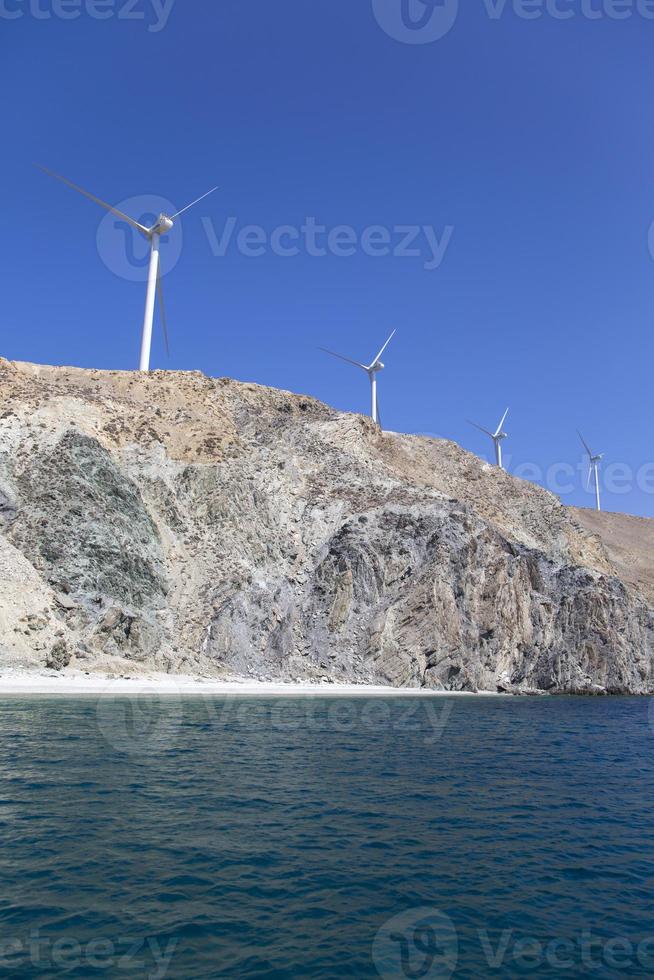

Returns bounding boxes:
[577,429,593,457]
[377,394,383,432]
[156,267,170,357]
[494,407,509,438]
[371,329,396,368]
[170,186,219,220]
[319,347,368,371]
[467,420,494,438]
[586,464,593,490]
[36,164,150,235]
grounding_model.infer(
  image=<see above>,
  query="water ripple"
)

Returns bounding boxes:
[0,695,653,977]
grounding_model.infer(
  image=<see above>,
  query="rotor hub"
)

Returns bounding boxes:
[154,214,174,235]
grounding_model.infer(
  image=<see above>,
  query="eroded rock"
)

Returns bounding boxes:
[0,358,651,693]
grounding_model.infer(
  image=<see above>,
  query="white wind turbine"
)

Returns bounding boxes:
[319,330,396,429]
[578,430,603,512]
[468,408,510,469]
[38,165,218,372]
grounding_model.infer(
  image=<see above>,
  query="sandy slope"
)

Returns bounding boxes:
[0,358,652,694]
[572,508,654,603]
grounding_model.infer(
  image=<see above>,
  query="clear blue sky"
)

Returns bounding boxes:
[2,1,653,515]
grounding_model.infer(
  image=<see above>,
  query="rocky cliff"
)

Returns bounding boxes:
[0,359,652,694]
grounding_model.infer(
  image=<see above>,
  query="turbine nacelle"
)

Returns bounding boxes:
[37,164,219,371]
[577,430,604,512]
[319,329,396,429]
[151,214,174,235]
[467,408,509,469]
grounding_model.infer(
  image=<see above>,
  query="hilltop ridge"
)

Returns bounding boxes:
[0,358,652,693]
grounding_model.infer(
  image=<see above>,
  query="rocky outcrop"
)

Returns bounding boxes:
[0,358,652,693]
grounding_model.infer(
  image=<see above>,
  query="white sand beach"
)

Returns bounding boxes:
[0,670,503,698]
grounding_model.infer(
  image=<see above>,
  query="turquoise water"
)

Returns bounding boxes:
[1,694,653,978]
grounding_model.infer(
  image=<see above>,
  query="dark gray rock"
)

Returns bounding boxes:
[0,359,652,693]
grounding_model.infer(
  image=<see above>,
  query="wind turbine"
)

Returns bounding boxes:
[578,430,603,512]
[37,165,218,372]
[319,330,396,429]
[468,408,510,469]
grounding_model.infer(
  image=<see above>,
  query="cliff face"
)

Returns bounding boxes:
[0,359,652,694]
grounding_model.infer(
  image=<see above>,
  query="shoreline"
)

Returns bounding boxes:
[0,670,505,698]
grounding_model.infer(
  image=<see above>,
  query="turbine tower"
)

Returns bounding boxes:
[319,330,396,429]
[468,408,510,469]
[578,430,603,512]
[38,166,218,372]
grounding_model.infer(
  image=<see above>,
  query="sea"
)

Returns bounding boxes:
[1,693,653,978]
